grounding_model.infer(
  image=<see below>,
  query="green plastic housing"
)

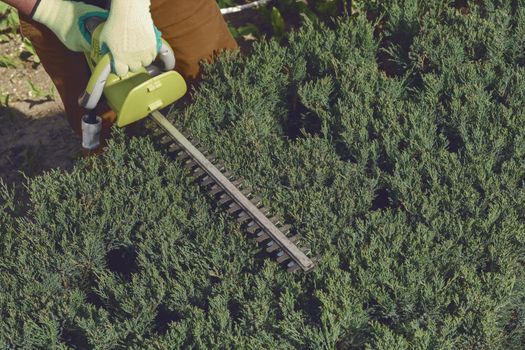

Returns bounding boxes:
[105,70,186,127]
[84,23,187,127]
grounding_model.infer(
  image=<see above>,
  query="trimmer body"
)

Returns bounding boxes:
[78,16,187,149]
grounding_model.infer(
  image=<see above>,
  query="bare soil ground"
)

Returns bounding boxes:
[0,35,80,186]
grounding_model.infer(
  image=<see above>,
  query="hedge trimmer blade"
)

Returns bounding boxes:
[148,110,316,273]
[78,15,315,273]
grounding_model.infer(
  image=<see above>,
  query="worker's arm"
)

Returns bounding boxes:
[1,0,38,16]
[17,0,107,52]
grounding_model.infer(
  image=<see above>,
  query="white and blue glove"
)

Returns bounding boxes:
[32,0,107,52]
[98,0,160,77]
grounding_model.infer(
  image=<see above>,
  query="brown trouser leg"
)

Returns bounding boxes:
[19,0,237,136]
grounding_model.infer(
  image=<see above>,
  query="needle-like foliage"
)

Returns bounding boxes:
[2,1,525,348]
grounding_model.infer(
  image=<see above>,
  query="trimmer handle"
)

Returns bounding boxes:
[79,16,176,110]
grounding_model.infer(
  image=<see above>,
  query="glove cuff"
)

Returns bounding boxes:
[108,0,151,14]
[29,0,42,18]
[32,0,62,25]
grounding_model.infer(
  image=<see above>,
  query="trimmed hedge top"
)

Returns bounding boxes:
[2,1,525,348]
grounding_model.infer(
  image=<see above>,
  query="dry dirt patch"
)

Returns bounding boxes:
[0,35,80,186]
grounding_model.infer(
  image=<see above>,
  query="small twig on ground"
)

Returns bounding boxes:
[220,0,273,15]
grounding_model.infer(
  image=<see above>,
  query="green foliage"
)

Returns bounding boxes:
[220,0,350,39]
[2,1,525,348]
[0,4,40,67]
[257,0,350,38]
[0,3,19,36]
[0,54,17,68]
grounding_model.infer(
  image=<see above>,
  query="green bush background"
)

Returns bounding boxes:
[2,0,525,348]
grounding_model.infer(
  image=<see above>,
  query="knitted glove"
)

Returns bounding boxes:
[32,0,107,52]
[98,0,158,77]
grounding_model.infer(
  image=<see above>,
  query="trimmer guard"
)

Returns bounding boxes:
[104,70,187,127]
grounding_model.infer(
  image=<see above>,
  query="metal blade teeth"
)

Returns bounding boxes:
[159,135,172,145]
[168,143,181,153]
[188,138,199,147]
[300,246,312,255]
[279,224,292,234]
[151,128,164,137]
[214,161,225,171]
[200,176,215,187]
[227,202,241,214]
[276,250,290,263]
[265,240,279,253]
[183,159,197,169]
[231,179,243,187]
[176,152,190,162]
[255,230,270,243]
[247,223,261,234]
[286,261,300,273]
[287,234,301,243]
[268,216,280,224]
[218,193,233,205]
[250,196,262,206]
[147,123,315,274]
[208,185,224,196]
[205,154,217,162]
[192,167,206,178]
[237,211,251,223]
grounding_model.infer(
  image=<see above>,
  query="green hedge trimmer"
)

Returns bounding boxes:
[78,16,315,273]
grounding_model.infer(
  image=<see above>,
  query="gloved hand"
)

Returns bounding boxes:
[99,0,159,77]
[32,0,107,52]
